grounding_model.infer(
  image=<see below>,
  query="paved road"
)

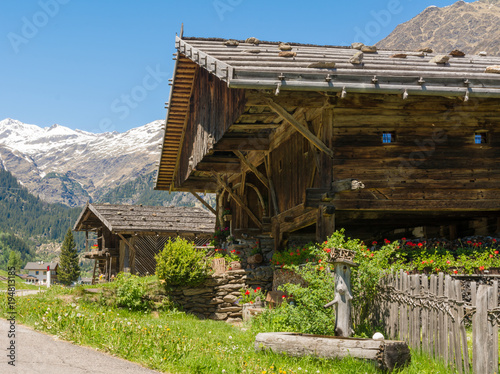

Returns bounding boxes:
[0,319,163,374]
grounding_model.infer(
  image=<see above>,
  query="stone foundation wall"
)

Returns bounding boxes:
[170,266,273,323]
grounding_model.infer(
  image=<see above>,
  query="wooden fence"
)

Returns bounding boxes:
[375,271,499,373]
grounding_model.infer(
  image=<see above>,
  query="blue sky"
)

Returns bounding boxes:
[1,0,465,133]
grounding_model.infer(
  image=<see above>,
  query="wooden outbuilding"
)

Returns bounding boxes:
[155,36,500,247]
[73,203,215,283]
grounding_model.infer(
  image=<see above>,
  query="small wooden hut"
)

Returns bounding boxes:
[155,36,500,248]
[73,203,215,283]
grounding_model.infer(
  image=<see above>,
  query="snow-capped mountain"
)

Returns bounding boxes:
[0,118,165,206]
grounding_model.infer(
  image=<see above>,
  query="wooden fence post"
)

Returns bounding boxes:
[471,281,477,370]
[438,273,447,361]
[455,279,469,374]
[412,275,421,350]
[474,285,489,374]
[430,274,438,358]
[421,274,429,354]
[487,281,498,374]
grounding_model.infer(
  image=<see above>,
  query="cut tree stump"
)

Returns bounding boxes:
[255,332,410,372]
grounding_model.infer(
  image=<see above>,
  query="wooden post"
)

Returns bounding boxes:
[315,205,335,243]
[474,285,489,374]
[471,281,477,368]
[324,256,357,338]
[430,274,438,358]
[438,273,446,360]
[401,272,409,343]
[444,275,452,366]
[455,279,469,374]
[421,274,429,354]
[412,275,421,351]
[488,281,499,374]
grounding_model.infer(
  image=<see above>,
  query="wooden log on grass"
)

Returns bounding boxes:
[255,332,411,372]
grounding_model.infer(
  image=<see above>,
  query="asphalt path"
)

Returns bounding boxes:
[0,319,163,374]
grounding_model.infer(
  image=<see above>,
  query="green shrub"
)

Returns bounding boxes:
[113,273,152,311]
[155,238,210,289]
[253,262,336,335]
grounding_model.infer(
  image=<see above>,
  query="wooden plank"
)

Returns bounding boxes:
[455,280,468,374]
[266,98,334,158]
[488,281,499,374]
[264,153,279,216]
[448,275,461,372]
[430,274,438,358]
[420,274,429,354]
[470,281,477,369]
[413,275,421,351]
[401,272,409,343]
[473,285,489,374]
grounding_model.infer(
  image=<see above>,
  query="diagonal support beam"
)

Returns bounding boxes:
[190,190,217,215]
[266,98,334,158]
[212,172,263,229]
[234,151,269,189]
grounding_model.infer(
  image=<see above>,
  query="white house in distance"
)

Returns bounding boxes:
[23,262,58,284]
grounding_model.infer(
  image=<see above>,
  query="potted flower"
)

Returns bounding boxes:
[225,249,242,270]
[247,245,263,265]
[239,287,266,322]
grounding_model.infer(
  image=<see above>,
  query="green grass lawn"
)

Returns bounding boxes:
[0,269,41,290]
[0,285,456,374]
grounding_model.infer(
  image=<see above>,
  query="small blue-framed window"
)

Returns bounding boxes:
[382,132,395,144]
[474,132,488,144]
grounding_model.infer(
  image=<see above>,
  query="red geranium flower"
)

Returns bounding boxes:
[418,243,423,248]
[325,248,331,253]
[453,270,458,274]
[289,252,293,256]
[372,241,377,245]
[479,266,485,271]
[401,237,406,241]
[256,287,261,291]
[495,251,499,255]
[490,254,494,258]
[319,266,324,271]
[384,239,390,244]
[318,259,322,263]
[245,290,250,295]
[282,295,286,299]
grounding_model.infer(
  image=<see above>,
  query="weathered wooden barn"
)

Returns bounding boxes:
[73,203,215,283]
[155,36,500,247]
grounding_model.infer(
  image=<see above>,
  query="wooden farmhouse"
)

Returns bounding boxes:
[73,203,215,283]
[155,36,500,249]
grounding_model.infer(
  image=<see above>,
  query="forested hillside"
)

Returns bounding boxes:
[0,169,82,270]
[97,171,216,208]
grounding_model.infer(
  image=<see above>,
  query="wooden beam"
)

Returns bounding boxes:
[266,98,334,158]
[214,137,270,151]
[264,154,279,216]
[234,151,270,189]
[190,190,217,215]
[212,172,263,229]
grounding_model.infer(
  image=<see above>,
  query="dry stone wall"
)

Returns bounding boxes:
[170,266,273,323]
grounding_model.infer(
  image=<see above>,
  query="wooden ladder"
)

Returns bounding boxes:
[91,258,106,285]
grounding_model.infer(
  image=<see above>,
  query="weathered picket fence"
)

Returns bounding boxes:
[375,271,499,373]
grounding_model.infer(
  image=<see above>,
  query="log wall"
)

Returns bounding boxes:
[176,67,246,186]
[332,95,500,212]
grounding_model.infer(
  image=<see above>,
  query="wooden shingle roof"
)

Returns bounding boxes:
[73,203,215,235]
[156,36,500,190]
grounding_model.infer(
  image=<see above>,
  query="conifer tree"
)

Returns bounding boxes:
[7,251,22,273]
[58,228,80,285]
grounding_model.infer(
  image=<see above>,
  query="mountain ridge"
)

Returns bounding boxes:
[377,0,500,55]
[0,118,165,206]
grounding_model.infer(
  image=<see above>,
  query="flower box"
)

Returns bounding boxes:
[212,257,226,274]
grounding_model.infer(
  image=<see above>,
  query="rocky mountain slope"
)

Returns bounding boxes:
[377,0,500,55]
[0,118,164,206]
